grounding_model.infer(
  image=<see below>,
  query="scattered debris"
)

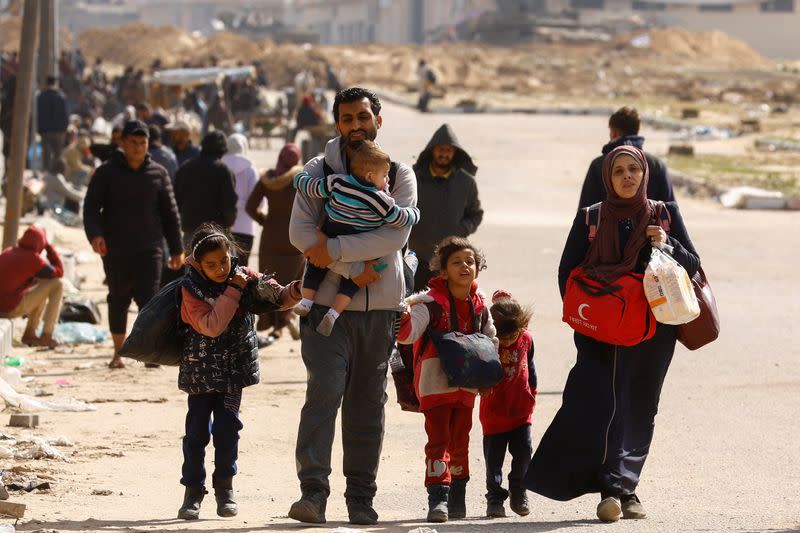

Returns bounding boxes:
[53,323,108,345]
[6,481,50,492]
[0,376,96,412]
[755,138,800,153]
[91,489,113,496]
[720,186,791,209]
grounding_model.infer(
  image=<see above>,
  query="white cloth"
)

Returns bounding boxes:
[222,152,261,236]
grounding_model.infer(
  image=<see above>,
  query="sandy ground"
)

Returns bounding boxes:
[2,104,799,533]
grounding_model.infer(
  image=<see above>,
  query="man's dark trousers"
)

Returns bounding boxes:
[102,249,162,334]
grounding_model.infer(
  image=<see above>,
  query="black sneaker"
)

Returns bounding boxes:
[486,500,506,518]
[347,497,379,525]
[288,492,327,524]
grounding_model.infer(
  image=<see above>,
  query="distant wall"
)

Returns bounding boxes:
[663,8,800,60]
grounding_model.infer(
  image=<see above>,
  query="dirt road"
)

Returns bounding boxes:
[6,104,799,532]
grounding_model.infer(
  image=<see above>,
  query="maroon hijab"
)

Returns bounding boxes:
[269,143,301,178]
[581,145,653,283]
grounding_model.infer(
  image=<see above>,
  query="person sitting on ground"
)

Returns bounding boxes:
[62,132,94,188]
[0,226,65,348]
[41,159,85,214]
[292,140,420,336]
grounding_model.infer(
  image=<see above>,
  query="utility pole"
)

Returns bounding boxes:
[38,0,57,87]
[3,0,41,249]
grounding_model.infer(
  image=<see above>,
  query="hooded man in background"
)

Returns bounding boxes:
[410,123,483,291]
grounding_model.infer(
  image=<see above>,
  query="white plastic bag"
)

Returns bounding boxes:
[644,247,700,325]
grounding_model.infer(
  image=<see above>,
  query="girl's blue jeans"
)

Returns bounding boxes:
[180,391,243,487]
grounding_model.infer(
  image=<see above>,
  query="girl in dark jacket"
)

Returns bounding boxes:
[524,145,700,522]
[176,224,300,520]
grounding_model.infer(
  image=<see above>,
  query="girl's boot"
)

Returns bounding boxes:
[427,484,450,523]
[213,477,238,517]
[449,477,468,519]
[177,485,206,520]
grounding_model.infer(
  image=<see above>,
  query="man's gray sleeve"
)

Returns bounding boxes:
[289,155,326,253]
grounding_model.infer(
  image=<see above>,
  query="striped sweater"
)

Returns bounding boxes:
[294,171,420,231]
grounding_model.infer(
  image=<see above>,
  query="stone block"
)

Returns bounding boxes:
[8,414,39,428]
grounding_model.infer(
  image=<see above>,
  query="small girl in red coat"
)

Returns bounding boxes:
[397,236,497,523]
[479,290,536,519]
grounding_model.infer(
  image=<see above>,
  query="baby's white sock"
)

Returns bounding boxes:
[293,298,314,317]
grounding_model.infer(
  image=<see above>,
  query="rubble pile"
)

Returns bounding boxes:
[4,18,793,107]
[77,23,197,69]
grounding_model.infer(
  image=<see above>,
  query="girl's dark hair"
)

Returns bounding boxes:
[490,298,533,339]
[429,236,487,274]
[190,223,241,261]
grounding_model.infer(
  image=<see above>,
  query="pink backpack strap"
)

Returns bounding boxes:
[584,202,602,242]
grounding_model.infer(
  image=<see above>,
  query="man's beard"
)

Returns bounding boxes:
[347,139,365,149]
[346,129,374,149]
[434,156,453,168]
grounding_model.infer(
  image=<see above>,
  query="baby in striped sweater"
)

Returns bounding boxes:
[293,140,420,335]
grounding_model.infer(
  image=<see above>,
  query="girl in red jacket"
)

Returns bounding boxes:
[479,290,536,519]
[397,236,497,523]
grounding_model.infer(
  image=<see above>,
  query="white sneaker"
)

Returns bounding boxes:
[596,496,622,522]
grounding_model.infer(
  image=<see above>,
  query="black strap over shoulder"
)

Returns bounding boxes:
[417,293,487,357]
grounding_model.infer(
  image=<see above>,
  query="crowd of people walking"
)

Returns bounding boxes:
[1,48,697,526]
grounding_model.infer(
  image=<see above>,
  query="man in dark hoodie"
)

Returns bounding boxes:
[410,123,484,291]
[83,120,184,369]
[578,106,675,208]
[174,131,238,250]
